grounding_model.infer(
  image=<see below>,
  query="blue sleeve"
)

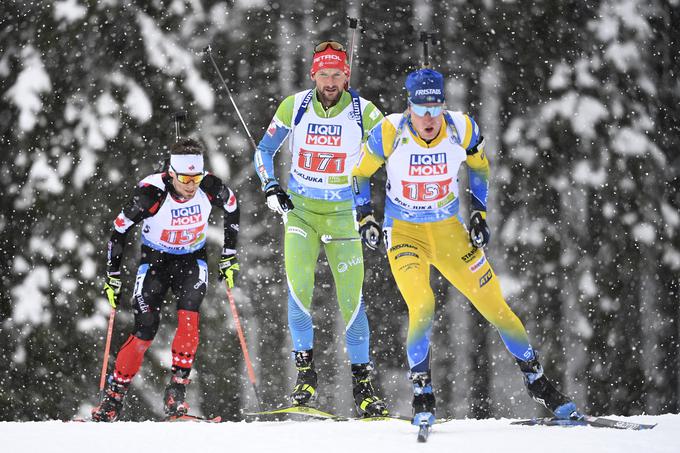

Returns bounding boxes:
[352,175,372,210]
[468,167,488,212]
[254,122,291,190]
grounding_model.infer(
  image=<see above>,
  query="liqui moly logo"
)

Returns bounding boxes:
[409,153,448,176]
[305,123,342,146]
[171,204,202,225]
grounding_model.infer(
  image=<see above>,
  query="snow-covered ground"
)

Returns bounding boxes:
[3,414,677,453]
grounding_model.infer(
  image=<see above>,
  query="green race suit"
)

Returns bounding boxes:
[254,89,383,363]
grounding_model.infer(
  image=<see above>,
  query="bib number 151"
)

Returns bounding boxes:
[402,179,452,201]
[160,225,205,245]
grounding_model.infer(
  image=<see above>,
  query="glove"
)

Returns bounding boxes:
[264,184,294,215]
[469,211,490,248]
[358,214,383,251]
[218,254,240,288]
[104,272,122,309]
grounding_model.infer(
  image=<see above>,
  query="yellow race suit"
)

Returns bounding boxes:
[352,111,534,372]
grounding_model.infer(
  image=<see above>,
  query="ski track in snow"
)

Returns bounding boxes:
[2,414,677,453]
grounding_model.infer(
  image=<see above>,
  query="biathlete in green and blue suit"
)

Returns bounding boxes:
[253,41,388,417]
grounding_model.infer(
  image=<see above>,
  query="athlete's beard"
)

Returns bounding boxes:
[317,87,343,108]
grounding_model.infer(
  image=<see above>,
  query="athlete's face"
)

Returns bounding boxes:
[312,69,347,106]
[170,171,200,199]
[409,103,444,141]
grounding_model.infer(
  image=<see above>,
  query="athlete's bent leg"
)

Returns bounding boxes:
[285,212,321,405]
[93,257,167,421]
[113,259,167,383]
[433,218,577,418]
[432,218,533,361]
[386,222,437,422]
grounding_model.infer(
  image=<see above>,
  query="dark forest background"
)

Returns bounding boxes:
[1,0,678,421]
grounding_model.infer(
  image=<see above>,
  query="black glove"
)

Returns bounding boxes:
[357,205,382,251]
[469,211,490,248]
[218,254,240,288]
[264,184,294,215]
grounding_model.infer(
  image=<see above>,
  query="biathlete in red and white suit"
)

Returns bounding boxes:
[92,138,240,422]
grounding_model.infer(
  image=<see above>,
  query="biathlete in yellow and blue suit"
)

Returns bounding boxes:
[351,68,578,427]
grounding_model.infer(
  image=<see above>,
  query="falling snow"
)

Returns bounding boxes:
[1,1,678,442]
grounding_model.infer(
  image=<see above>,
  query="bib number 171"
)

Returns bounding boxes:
[298,149,345,174]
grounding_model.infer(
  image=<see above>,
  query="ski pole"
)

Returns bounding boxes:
[204,46,259,153]
[98,307,116,395]
[347,17,360,87]
[224,284,263,411]
[320,234,361,244]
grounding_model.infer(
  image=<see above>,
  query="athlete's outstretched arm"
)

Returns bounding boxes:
[254,95,295,190]
[107,184,165,273]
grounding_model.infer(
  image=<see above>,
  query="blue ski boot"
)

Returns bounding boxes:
[411,371,436,427]
[517,353,578,419]
[291,349,317,406]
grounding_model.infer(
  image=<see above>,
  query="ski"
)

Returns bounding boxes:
[511,415,656,431]
[245,405,348,421]
[165,414,222,423]
[360,414,412,422]
[245,405,414,422]
[68,414,222,423]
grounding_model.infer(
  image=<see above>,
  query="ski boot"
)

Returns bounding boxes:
[291,349,317,406]
[91,376,129,422]
[517,353,578,419]
[351,362,388,417]
[164,369,191,417]
[411,371,436,427]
